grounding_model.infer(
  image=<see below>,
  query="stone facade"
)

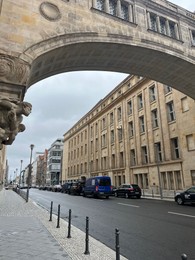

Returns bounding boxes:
[0,0,195,149]
[62,75,195,194]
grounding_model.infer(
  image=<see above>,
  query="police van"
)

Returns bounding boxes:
[83,176,112,198]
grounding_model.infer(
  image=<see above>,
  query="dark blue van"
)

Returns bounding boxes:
[83,176,112,198]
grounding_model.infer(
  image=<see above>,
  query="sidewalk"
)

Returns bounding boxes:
[0,189,127,260]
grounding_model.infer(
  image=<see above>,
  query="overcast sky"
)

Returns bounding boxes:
[6,0,195,180]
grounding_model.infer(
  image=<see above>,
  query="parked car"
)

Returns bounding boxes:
[83,176,112,198]
[174,186,195,205]
[61,182,73,193]
[111,185,117,196]
[52,184,62,192]
[69,181,84,195]
[114,184,141,199]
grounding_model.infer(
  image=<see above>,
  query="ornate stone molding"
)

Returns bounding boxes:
[0,97,32,149]
[39,2,61,22]
[0,54,30,85]
[0,55,30,86]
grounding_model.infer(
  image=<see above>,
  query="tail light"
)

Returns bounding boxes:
[96,186,99,191]
[128,188,134,192]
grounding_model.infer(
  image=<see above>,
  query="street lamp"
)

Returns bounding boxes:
[26,144,34,202]
[19,160,23,188]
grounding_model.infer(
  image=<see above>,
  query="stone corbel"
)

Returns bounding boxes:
[0,54,32,149]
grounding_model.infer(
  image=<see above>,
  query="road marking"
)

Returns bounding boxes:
[118,202,140,208]
[168,211,195,218]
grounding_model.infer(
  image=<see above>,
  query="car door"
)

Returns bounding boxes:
[117,185,123,196]
[187,187,195,202]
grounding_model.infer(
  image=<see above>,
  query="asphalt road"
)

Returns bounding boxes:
[29,188,195,260]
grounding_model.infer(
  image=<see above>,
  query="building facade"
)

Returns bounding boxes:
[62,75,195,194]
[47,138,63,185]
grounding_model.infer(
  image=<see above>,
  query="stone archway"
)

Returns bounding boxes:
[0,0,195,147]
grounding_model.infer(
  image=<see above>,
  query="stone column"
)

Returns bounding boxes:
[92,0,97,8]
[105,0,109,13]
[116,0,121,18]
[165,20,170,37]
[128,4,134,23]
[156,16,161,33]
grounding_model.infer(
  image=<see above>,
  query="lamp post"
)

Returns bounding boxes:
[26,144,34,202]
[19,160,23,188]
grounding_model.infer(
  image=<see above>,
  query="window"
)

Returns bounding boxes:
[111,154,115,168]
[181,97,189,112]
[169,21,176,39]
[161,172,167,189]
[164,85,172,94]
[90,126,93,137]
[102,117,106,129]
[149,85,156,102]
[167,101,175,122]
[95,123,98,134]
[175,171,182,190]
[148,12,179,40]
[191,170,195,185]
[171,137,180,159]
[118,128,123,142]
[127,100,133,115]
[151,109,159,128]
[191,30,195,45]
[150,13,157,31]
[155,142,162,162]
[130,149,136,166]
[159,17,167,35]
[110,112,114,125]
[121,3,128,21]
[128,121,134,137]
[117,107,122,121]
[111,130,115,144]
[119,152,124,168]
[97,0,104,11]
[138,93,143,110]
[101,134,107,147]
[141,146,148,164]
[186,134,195,151]
[139,116,145,133]
[109,0,117,16]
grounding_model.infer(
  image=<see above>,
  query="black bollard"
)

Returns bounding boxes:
[84,216,90,255]
[181,254,188,260]
[49,201,53,222]
[56,204,60,228]
[115,228,120,260]
[67,209,72,238]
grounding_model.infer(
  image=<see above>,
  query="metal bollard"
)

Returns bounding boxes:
[152,189,154,198]
[115,228,120,260]
[181,254,187,260]
[67,209,72,238]
[84,216,90,255]
[56,204,60,228]
[49,201,53,222]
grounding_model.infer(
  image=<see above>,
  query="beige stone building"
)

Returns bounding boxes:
[61,75,195,194]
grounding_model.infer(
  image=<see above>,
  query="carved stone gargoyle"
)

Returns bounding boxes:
[0,98,32,149]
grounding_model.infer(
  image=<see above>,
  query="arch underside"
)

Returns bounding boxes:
[28,42,195,99]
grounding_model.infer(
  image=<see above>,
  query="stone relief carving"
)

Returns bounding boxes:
[39,2,61,21]
[0,55,30,85]
[0,98,32,149]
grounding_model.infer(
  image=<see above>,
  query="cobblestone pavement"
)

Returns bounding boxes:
[0,189,127,260]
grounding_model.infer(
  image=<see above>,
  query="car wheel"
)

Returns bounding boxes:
[176,196,184,205]
[106,196,109,199]
[114,192,118,197]
[137,195,141,199]
[125,193,129,199]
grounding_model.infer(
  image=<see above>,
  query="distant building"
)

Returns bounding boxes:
[62,75,195,195]
[0,146,7,187]
[36,150,48,187]
[47,138,63,185]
